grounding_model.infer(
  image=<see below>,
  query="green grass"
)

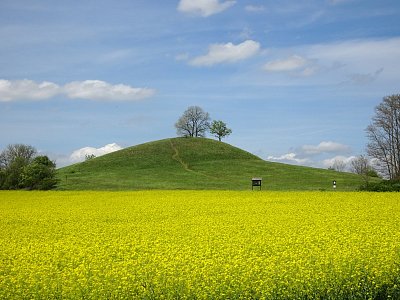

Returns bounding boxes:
[57,137,374,191]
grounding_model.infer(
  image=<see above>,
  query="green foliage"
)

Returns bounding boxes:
[0,144,57,190]
[0,144,37,189]
[57,137,377,191]
[1,157,27,189]
[209,120,232,141]
[21,156,58,190]
[359,180,400,192]
[366,168,380,178]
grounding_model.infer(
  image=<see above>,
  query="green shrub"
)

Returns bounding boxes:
[20,156,58,190]
[359,180,400,192]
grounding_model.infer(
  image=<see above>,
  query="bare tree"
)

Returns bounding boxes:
[366,94,400,180]
[0,144,37,169]
[351,155,369,175]
[332,159,346,172]
[175,106,210,138]
[351,155,378,182]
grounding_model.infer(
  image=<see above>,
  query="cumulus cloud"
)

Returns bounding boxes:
[267,141,353,168]
[177,0,236,17]
[300,141,351,155]
[189,40,260,66]
[0,79,155,102]
[259,37,400,84]
[0,79,60,101]
[267,152,310,165]
[263,55,315,75]
[322,155,356,169]
[69,143,123,164]
[63,80,155,101]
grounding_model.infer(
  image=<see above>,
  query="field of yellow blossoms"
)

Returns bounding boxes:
[0,191,399,299]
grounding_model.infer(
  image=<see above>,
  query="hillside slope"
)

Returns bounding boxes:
[57,137,368,190]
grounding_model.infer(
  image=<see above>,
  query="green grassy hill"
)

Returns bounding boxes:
[57,137,370,191]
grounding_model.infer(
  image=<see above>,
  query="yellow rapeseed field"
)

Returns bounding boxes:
[0,191,399,299]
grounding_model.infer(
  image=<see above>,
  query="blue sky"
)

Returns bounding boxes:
[1,0,399,168]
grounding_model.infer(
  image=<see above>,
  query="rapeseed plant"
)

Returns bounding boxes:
[0,191,399,299]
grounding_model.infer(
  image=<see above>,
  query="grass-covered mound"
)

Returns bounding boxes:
[57,137,370,190]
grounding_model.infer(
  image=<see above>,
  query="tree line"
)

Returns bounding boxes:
[0,144,58,190]
[2,95,399,191]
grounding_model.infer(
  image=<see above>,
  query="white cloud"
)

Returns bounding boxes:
[189,40,260,66]
[260,37,400,84]
[177,0,236,17]
[322,155,356,169]
[267,141,353,168]
[0,79,60,102]
[70,143,123,164]
[63,80,155,101]
[307,38,400,81]
[0,79,155,102]
[300,141,351,155]
[263,55,309,72]
[267,152,310,165]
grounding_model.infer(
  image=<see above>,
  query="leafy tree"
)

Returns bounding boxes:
[21,156,58,190]
[366,94,400,179]
[209,120,232,141]
[1,157,27,189]
[0,168,5,187]
[175,106,210,137]
[0,144,37,189]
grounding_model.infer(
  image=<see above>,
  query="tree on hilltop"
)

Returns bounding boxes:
[175,106,210,138]
[209,120,232,141]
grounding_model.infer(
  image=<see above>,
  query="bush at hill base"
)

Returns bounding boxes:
[359,180,400,192]
[0,155,58,190]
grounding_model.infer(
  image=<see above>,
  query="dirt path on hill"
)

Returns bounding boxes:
[169,139,191,171]
[169,139,217,179]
